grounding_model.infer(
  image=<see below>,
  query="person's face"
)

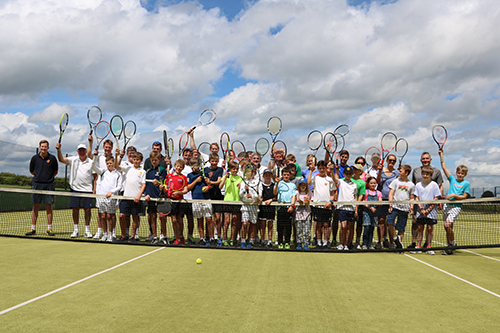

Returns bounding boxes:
[230,167,238,176]
[371,154,380,166]
[298,183,307,192]
[354,168,362,176]
[127,150,135,160]
[103,143,113,156]
[106,160,115,171]
[368,179,377,190]
[77,148,87,158]
[281,171,290,181]
[456,170,466,182]
[174,163,184,174]
[307,157,315,166]
[39,143,49,154]
[209,158,218,169]
[355,159,365,168]
[251,155,261,167]
[183,150,191,161]
[152,144,161,153]
[210,144,219,154]
[192,150,199,158]
[132,157,142,168]
[274,152,283,161]
[150,157,160,168]
[399,169,408,177]
[421,154,431,166]
[344,171,353,180]
[421,172,432,181]
[317,165,327,176]
[191,164,200,173]
[340,154,349,166]
[387,156,397,167]
[263,173,272,182]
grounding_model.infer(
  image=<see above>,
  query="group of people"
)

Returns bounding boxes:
[28,130,471,254]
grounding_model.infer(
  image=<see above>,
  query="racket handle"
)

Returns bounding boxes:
[58,136,62,144]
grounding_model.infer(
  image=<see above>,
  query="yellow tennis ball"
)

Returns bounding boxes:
[196,258,202,264]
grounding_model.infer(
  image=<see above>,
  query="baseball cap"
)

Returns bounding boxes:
[298,178,307,184]
[263,168,273,175]
[352,164,364,171]
[77,144,87,150]
[344,166,353,174]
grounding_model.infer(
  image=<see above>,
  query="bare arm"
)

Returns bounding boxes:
[55,143,69,165]
[439,149,451,179]
[188,130,196,151]
[87,134,94,159]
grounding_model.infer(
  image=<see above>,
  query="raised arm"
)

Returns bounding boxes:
[188,129,197,151]
[87,134,94,159]
[55,142,69,165]
[439,149,451,179]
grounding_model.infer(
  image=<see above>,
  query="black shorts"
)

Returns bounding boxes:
[119,200,142,216]
[222,203,242,213]
[312,206,333,222]
[170,201,184,217]
[69,190,93,209]
[147,201,158,214]
[180,202,193,216]
[212,204,224,213]
[416,217,437,225]
[258,205,276,220]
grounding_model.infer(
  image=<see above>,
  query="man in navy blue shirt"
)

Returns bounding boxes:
[26,140,59,236]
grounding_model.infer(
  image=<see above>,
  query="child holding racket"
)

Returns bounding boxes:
[294,179,313,250]
[273,166,297,249]
[205,153,224,245]
[187,158,213,246]
[362,176,382,249]
[439,149,470,255]
[258,169,276,248]
[219,161,243,246]
[144,151,167,244]
[239,165,261,248]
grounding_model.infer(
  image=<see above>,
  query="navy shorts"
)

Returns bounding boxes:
[69,190,93,209]
[416,217,437,225]
[338,209,355,223]
[147,201,158,214]
[312,206,333,223]
[31,182,55,205]
[170,201,184,216]
[119,200,142,216]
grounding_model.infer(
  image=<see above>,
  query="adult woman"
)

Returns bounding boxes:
[375,154,399,249]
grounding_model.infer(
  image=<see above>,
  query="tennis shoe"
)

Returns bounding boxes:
[161,237,169,245]
[134,234,140,241]
[267,242,273,248]
[26,230,36,236]
[375,242,382,249]
[296,244,302,250]
[427,249,435,255]
[337,244,344,250]
[100,234,108,241]
[107,234,113,242]
[112,230,116,239]
[146,233,154,242]
[344,245,349,251]
[130,238,137,243]
[151,237,158,244]
[187,236,195,245]
[362,245,368,250]
[394,235,403,249]
[173,239,180,245]
[304,244,310,250]
[441,250,448,255]
[84,231,93,238]
[229,239,234,246]
[278,244,284,249]
[383,239,389,248]
[46,229,55,236]
[93,230,102,239]
[356,244,362,250]
[223,240,229,246]
[285,243,290,249]
[199,239,207,245]
[410,245,422,254]
[180,237,186,245]
[247,242,253,248]
[217,238,223,246]
[71,230,79,238]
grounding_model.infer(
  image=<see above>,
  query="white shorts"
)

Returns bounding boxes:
[97,198,118,214]
[443,204,461,223]
[192,202,213,219]
[241,205,259,224]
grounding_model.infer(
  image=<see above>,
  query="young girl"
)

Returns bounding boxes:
[294,179,313,250]
[362,176,382,249]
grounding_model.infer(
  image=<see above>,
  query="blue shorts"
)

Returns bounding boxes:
[31,182,55,204]
[387,208,409,232]
[339,209,355,223]
[362,211,377,227]
[119,200,142,216]
[377,202,389,216]
[416,217,437,225]
[312,206,333,223]
[69,190,93,209]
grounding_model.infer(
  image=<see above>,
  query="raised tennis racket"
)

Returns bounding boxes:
[178,132,189,158]
[365,146,381,169]
[432,125,447,150]
[241,161,260,201]
[271,140,287,178]
[191,109,216,131]
[255,137,270,157]
[220,132,230,165]
[231,140,246,163]
[163,130,169,157]
[307,130,323,156]
[58,113,69,144]
[395,138,408,168]
[94,120,110,150]
[323,132,338,164]
[123,120,136,150]
[198,141,212,177]
[110,115,124,150]
[334,124,350,137]
[87,106,102,135]
[167,138,174,159]
[267,116,282,143]
[380,132,397,164]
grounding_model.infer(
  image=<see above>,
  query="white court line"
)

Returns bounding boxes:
[405,254,500,299]
[461,249,500,262]
[0,247,165,316]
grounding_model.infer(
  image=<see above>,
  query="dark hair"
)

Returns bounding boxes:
[317,160,327,168]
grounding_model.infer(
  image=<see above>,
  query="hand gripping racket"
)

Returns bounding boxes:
[110,115,124,150]
[191,109,216,131]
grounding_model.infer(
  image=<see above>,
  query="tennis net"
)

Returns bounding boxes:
[1,187,499,252]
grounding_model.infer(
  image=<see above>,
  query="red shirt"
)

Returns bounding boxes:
[165,174,187,200]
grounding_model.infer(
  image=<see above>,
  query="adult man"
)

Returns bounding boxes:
[410,152,444,248]
[26,140,59,236]
[56,139,94,238]
[143,141,169,170]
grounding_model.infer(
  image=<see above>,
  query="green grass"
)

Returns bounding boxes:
[1,237,500,332]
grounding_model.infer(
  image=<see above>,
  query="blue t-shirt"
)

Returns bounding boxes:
[276,181,297,203]
[378,169,399,199]
[336,164,350,179]
[447,175,470,207]
[144,166,166,198]
[302,168,319,191]
[188,171,210,200]
[205,166,224,200]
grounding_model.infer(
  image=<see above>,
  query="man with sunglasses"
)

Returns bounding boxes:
[375,154,399,249]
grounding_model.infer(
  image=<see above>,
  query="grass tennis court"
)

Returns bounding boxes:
[1,237,500,332]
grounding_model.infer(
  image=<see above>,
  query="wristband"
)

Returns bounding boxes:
[329,200,334,204]
[290,204,296,209]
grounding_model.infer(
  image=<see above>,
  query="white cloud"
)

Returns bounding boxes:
[28,103,76,123]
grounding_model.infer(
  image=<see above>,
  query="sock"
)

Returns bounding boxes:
[74,225,79,231]
[31,225,36,230]
[85,225,90,232]
[97,227,102,233]
[47,225,52,230]
[241,239,246,244]
[250,238,255,244]
[136,228,139,234]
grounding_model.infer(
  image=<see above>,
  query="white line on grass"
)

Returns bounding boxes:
[0,247,165,316]
[404,254,500,299]
[461,249,500,262]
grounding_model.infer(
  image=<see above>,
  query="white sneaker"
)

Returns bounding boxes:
[84,231,93,238]
[134,234,140,241]
[71,230,79,238]
[112,230,116,239]
[107,234,113,242]
[100,233,108,242]
[356,244,362,250]
[344,246,349,251]
[146,233,154,241]
[93,230,102,239]
[362,245,368,250]
[337,245,344,250]
[427,249,435,255]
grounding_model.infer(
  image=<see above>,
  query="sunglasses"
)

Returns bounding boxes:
[387,159,396,163]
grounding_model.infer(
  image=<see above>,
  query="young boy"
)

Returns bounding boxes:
[239,165,262,248]
[307,160,336,249]
[258,169,276,248]
[91,151,122,242]
[273,166,296,249]
[219,161,243,246]
[187,158,213,246]
[115,152,146,242]
[205,153,224,245]
[143,151,167,244]
[332,165,358,250]
[387,164,415,252]
[162,159,189,245]
[413,165,441,255]
[351,164,366,249]
[439,149,470,255]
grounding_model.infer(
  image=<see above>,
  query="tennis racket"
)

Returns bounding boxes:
[163,130,173,174]
[220,132,230,165]
[323,132,338,164]
[110,115,124,150]
[271,140,287,178]
[94,120,111,150]
[255,137,270,157]
[178,132,189,158]
[164,174,187,200]
[87,106,102,135]
[241,161,261,202]
[380,132,397,164]
[365,146,381,169]
[198,141,212,177]
[395,138,409,168]
[334,124,350,137]
[157,198,172,217]
[191,109,216,131]
[231,140,246,163]
[432,125,447,150]
[167,138,174,159]
[163,130,169,157]
[123,120,136,150]
[267,116,282,143]
[307,130,323,156]
[58,113,69,144]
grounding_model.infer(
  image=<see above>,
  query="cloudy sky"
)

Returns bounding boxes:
[1,0,499,191]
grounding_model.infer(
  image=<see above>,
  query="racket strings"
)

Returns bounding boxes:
[110,117,124,137]
[323,133,337,153]
[60,114,69,131]
[255,138,270,156]
[381,133,397,151]
[334,124,350,137]
[267,117,282,135]
[87,106,102,124]
[95,122,110,140]
[124,122,136,138]
[307,131,323,150]
[199,109,216,125]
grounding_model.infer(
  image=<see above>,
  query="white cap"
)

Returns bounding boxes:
[77,144,87,150]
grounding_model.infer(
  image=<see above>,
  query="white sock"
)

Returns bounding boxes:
[85,225,90,232]
[97,227,102,233]
[74,225,79,231]
[47,225,52,230]
[31,225,36,230]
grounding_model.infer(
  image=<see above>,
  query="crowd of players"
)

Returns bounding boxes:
[27,130,471,254]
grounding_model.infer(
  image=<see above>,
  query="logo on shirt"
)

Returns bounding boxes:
[397,185,409,193]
